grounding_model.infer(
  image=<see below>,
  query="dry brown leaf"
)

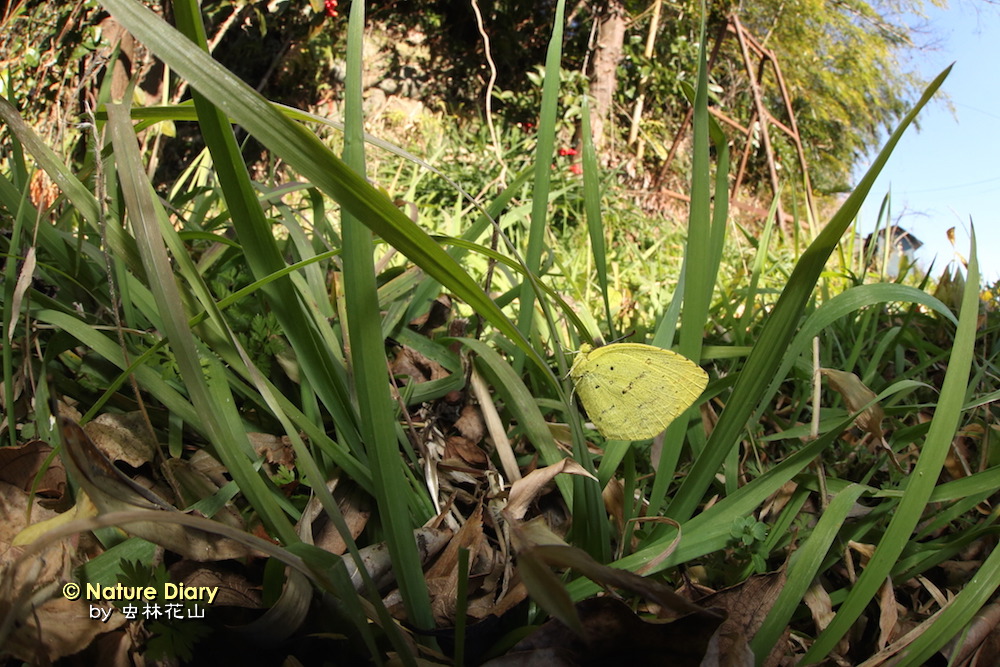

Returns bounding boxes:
[187,449,231,488]
[444,434,488,466]
[491,597,728,667]
[1,597,126,664]
[916,574,950,610]
[511,519,705,620]
[230,569,312,645]
[453,405,486,442]
[944,432,978,482]
[849,540,877,563]
[804,582,835,634]
[601,479,625,537]
[877,576,899,650]
[632,517,682,575]
[426,504,485,580]
[697,570,786,656]
[939,560,981,588]
[465,584,511,620]
[426,575,459,627]
[6,246,36,344]
[89,629,145,667]
[935,263,966,313]
[820,368,884,438]
[0,439,67,501]
[505,459,596,522]
[427,505,487,624]
[490,581,529,619]
[858,605,944,666]
[160,458,245,530]
[168,560,263,608]
[1,480,74,594]
[941,601,1000,666]
[86,412,157,469]
[408,294,452,333]
[58,416,251,561]
[759,480,798,522]
[676,568,716,601]
[298,480,370,555]
[391,345,451,384]
[247,432,296,469]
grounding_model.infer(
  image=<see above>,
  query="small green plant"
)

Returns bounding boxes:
[729,515,769,574]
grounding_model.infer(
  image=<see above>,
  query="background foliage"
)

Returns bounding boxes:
[2,0,998,665]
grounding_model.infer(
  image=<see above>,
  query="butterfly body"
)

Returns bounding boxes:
[569,343,708,440]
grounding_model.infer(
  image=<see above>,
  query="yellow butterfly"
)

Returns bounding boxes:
[569,343,708,440]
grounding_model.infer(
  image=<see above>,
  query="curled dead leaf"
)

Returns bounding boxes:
[391,345,451,384]
[86,412,157,469]
[247,432,296,469]
[454,405,486,442]
[297,479,370,555]
[1,480,73,589]
[0,440,67,503]
[58,416,251,561]
[504,459,596,522]
[696,571,787,661]
[0,597,126,664]
[820,368,883,438]
[444,434,489,466]
[490,597,727,667]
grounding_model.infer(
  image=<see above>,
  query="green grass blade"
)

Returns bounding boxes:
[1,150,30,448]
[229,340,391,660]
[579,97,613,336]
[801,225,980,660]
[105,102,298,543]
[897,540,1000,664]
[169,0,368,461]
[680,11,714,363]
[101,0,542,372]
[0,97,139,274]
[667,65,952,522]
[461,338,572,502]
[646,24,726,515]
[750,484,868,660]
[516,0,566,344]
[761,282,958,418]
[340,0,433,633]
[565,376,920,602]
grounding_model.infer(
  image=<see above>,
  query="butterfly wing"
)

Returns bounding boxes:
[571,343,707,440]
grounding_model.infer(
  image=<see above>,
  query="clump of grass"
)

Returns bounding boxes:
[1,0,997,664]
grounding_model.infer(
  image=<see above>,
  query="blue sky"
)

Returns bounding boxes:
[853,0,1000,285]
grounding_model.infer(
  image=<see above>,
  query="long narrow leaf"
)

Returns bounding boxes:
[667,65,952,522]
[517,0,566,343]
[106,103,297,543]
[801,226,979,660]
[101,0,543,373]
[340,0,433,633]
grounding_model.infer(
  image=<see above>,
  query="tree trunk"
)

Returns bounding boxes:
[588,0,627,156]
